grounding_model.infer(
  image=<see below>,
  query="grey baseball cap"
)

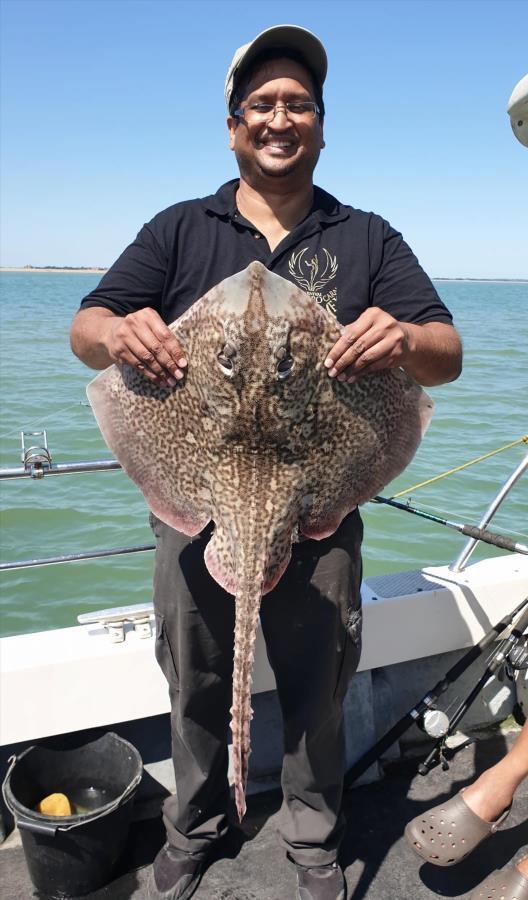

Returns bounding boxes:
[224,24,327,111]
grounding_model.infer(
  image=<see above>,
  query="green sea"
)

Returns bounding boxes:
[0,273,526,639]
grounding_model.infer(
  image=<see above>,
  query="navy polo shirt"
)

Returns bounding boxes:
[81,179,452,327]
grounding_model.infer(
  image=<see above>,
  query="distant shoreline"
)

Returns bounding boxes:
[1,267,108,274]
[0,267,526,283]
[433,277,528,284]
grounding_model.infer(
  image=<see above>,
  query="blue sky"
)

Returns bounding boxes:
[1,0,527,277]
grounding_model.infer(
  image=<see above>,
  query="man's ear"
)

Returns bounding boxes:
[227,116,236,150]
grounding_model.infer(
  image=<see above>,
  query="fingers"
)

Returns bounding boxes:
[324,309,408,381]
[334,337,401,382]
[324,326,374,378]
[107,309,188,387]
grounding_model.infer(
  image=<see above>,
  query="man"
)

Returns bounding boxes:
[70,25,462,900]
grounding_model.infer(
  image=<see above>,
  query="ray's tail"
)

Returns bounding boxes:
[230,571,263,821]
[207,453,299,822]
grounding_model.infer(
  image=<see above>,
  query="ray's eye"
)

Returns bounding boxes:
[217,353,234,376]
[277,356,294,380]
[218,343,236,376]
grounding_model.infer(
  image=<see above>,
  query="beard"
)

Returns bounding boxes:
[255,158,301,178]
[234,145,319,187]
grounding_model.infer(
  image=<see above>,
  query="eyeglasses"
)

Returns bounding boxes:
[232,101,320,124]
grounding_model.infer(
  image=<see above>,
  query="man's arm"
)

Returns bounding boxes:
[70,306,188,388]
[324,307,462,387]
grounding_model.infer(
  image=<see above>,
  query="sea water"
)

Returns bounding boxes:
[0,273,526,638]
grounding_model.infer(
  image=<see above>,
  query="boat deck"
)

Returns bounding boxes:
[2,728,527,900]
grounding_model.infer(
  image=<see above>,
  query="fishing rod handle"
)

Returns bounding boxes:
[460,524,525,553]
[411,599,525,722]
[344,712,419,787]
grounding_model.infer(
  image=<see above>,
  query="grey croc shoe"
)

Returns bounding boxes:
[404,791,511,867]
[470,861,528,900]
[295,860,346,900]
[147,843,205,900]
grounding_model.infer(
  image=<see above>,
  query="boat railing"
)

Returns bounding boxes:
[1,430,526,576]
[449,453,528,572]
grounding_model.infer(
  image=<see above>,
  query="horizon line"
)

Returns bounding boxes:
[1,266,527,282]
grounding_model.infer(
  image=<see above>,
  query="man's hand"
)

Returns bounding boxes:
[70,306,187,387]
[104,308,187,387]
[324,308,410,382]
[324,308,462,387]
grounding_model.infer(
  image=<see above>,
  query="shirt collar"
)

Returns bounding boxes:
[202,180,350,225]
[202,180,239,218]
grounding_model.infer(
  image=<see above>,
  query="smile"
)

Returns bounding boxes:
[258,139,297,153]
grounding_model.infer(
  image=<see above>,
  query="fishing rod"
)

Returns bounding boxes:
[344,596,528,789]
[372,495,528,555]
[0,544,155,571]
[1,502,524,570]
[417,603,528,775]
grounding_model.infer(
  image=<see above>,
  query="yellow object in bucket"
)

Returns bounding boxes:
[36,793,73,816]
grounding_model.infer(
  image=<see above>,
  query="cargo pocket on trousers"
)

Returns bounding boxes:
[334,605,363,699]
[154,614,180,687]
[346,606,363,645]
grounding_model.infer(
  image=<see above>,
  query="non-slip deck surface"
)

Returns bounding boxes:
[2,731,527,900]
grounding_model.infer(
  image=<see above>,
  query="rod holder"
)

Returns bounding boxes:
[20,430,52,478]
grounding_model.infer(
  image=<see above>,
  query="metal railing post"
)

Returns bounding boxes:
[449,453,528,573]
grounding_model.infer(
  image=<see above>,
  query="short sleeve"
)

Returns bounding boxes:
[369,217,453,325]
[80,222,169,316]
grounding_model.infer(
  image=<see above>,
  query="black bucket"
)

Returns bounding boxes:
[2,732,143,898]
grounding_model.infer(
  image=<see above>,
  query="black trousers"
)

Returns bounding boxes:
[150,509,363,867]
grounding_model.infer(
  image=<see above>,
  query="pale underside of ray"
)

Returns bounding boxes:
[87,261,433,820]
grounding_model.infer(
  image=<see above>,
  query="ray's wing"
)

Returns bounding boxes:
[86,303,223,535]
[299,317,434,539]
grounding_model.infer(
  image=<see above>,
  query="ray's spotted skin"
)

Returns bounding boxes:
[87,261,433,820]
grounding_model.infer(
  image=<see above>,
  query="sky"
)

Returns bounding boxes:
[1,0,527,278]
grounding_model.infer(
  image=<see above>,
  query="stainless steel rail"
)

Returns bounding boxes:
[449,452,528,573]
[0,459,121,479]
[0,544,155,571]
[1,450,525,573]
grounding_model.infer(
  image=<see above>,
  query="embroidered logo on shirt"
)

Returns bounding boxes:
[288,248,338,316]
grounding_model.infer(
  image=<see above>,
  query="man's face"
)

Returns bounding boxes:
[227,58,325,187]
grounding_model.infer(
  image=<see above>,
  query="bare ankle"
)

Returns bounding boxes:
[517,856,528,878]
[463,769,513,822]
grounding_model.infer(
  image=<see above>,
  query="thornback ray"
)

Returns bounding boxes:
[86,261,433,821]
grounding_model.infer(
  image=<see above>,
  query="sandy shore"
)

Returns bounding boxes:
[1,267,107,274]
[2,268,525,282]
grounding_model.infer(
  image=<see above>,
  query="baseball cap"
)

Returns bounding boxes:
[224,25,328,111]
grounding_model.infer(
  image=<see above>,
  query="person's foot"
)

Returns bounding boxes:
[295,860,346,900]
[518,856,528,879]
[461,767,514,823]
[147,843,205,900]
[470,856,528,899]
[404,790,511,866]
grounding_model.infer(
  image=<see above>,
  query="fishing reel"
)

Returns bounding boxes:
[416,708,464,775]
[416,708,450,739]
[497,634,528,682]
[505,638,528,675]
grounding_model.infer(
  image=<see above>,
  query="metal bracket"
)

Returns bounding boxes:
[20,430,52,478]
[78,602,154,642]
[132,615,153,639]
[106,620,126,643]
